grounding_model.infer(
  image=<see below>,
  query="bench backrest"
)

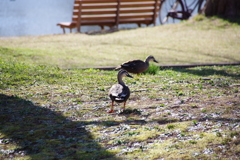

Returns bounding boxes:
[72,0,160,31]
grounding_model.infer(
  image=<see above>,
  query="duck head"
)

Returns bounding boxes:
[119,69,133,78]
[146,55,159,63]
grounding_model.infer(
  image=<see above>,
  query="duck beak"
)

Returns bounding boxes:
[127,74,133,78]
[154,59,159,63]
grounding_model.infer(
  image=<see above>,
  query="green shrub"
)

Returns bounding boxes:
[143,64,159,75]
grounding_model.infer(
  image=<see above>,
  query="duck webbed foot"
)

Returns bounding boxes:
[108,110,114,113]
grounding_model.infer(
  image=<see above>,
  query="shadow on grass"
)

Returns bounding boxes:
[217,15,240,25]
[0,94,120,160]
[171,67,240,78]
[1,94,239,159]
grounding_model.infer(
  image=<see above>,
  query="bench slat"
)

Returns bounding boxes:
[78,10,117,15]
[76,8,156,15]
[81,3,155,9]
[78,14,154,20]
[119,18,153,23]
[120,0,157,2]
[77,0,117,4]
[79,0,156,3]
[74,15,116,21]
[81,4,117,10]
[80,19,153,25]
[74,4,119,10]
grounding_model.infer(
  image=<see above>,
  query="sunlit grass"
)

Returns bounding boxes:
[0,16,240,68]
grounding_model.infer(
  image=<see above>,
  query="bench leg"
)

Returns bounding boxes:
[77,27,80,33]
[62,27,66,34]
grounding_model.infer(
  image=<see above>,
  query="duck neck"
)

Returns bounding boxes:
[145,57,151,65]
[118,75,126,86]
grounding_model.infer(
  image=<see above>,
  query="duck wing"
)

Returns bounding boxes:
[120,60,147,73]
[121,60,144,67]
[109,84,130,101]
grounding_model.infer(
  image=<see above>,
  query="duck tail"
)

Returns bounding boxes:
[115,66,121,70]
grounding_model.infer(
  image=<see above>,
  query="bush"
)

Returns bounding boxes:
[143,64,159,75]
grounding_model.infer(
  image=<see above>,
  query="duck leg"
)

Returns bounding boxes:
[123,101,126,111]
[108,101,114,113]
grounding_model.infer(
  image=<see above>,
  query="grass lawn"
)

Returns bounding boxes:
[0,16,240,159]
[0,16,240,68]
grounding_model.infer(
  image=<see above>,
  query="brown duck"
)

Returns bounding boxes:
[115,55,159,74]
[108,70,133,113]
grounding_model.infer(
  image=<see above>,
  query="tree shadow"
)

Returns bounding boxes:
[0,94,120,160]
[217,15,240,25]
[170,67,240,79]
[1,94,239,159]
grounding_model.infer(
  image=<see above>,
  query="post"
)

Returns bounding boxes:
[116,0,120,29]
[76,0,82,33]
[153,0,160,26]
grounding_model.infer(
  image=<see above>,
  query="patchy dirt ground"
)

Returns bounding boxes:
[0,65,239,159]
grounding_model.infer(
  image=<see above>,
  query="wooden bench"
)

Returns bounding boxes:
[57,0,160,33]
